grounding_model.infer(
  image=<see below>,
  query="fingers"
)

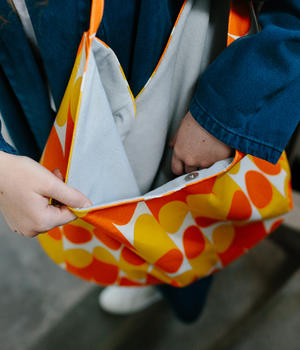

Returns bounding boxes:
[169,130,178,148]
[32,168,92,235]
[171,131,200,175]
[52,181,92,208]
[51,181,92,209]
[51,168,66,207]
[46,170,92,226]
[11,198,79,237]
[43,171,92,209]
[52,168,65,181]
[171,152,185,175]
[171,152,199,175]
[44,204,78,230]
[1,197,77,238]
[185,165,199,174]
[0,153,93,238]
[12,207,77,238]
[170,111,235,176]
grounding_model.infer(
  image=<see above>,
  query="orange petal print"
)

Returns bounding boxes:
[92,258,119,285]
[183,226,205,259]
[93,228,122,250]
[42,126,67,177]
[154,249,183,274]
[121,246,146,266]
[92,246,119,285]
[84,203,138,250]
[146,274,164,286]
[66,261,94,281]
[119,278,143,287]
[47,227,62,240]
[186,177,217,195]
[195,217,221,227]
[245,171,273,209]
[270,219,284,233]
[64,104,75,164]
[63,225,92,244]
[86,202,137,226]
[252,157,281,175]
[227,190,252,221]
[219,221,266,266]
[171,280,180,287]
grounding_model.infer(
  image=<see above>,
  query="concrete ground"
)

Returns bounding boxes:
[0,213,94,350]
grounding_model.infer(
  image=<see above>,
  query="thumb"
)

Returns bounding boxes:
[47,175,92,209]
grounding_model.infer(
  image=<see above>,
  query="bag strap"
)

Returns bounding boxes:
[89,0,105,38]
[227,0,258,46]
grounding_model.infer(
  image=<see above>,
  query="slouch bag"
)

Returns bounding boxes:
[38,0,293,287]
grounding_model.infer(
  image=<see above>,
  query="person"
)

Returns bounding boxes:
[0,0,299,322]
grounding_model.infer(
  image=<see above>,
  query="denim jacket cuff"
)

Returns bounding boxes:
[190,97,282,165]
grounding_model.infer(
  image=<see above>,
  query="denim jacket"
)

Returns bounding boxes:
[0,0,299,164]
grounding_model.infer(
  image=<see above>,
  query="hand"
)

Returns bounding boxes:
[169,112,234,175]
[0,152,92,237]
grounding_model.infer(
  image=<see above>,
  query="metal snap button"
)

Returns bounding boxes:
[184,172,199,181]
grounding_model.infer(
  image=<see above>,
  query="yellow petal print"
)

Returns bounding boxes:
[119,252,148,281]
[228,160,241,175]
[212,224,235,253]
[188,236,220,277]
[38,233,64,265]
[64,249,92,268]
[187,173,243,221]
[158,201,189,233]
[93,246,118,265]
[134,214,179,263]
[148,266,173,285]
[173,270,197,287]
[70,77,83,123]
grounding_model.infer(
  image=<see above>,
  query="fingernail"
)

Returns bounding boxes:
[83,201,92,208]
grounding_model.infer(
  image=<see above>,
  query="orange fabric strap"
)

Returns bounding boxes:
[89,0,105,37]
[227,0,253,46]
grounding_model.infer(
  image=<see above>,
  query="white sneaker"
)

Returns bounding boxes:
[99,286,162,315]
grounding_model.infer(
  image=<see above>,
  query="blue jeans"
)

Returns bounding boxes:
[156,275,213,323]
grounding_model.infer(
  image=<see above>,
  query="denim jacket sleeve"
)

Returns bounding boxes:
[190,0,300,164]
[0,126,18,155]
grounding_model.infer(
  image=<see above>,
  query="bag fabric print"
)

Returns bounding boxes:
[38,0,293,287]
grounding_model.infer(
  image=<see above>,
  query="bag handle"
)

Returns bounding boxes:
[89,0,105,37]
[227,0,258,46]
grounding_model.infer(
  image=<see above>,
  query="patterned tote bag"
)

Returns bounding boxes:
[38,0,293,287]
